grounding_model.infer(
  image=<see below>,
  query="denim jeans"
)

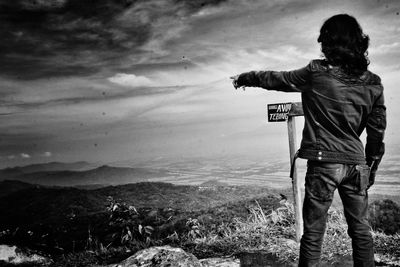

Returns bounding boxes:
[299,161,374,267]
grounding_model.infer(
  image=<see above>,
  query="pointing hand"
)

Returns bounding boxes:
[230,75,245,91]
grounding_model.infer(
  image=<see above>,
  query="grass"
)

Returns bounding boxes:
[43,198,400,266]
[186,199,399,266]
[189,200,299,261]
[374,232,400,265]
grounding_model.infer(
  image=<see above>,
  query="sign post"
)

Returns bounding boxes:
[267,102,304,242]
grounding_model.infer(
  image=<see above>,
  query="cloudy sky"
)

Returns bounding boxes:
[1,0,399,168]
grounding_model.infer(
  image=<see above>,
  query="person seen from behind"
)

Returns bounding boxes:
[231,14,386,267]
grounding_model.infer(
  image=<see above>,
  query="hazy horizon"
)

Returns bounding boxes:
[1,0,400,171]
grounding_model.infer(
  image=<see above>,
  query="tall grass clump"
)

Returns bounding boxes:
[189,200,353,264]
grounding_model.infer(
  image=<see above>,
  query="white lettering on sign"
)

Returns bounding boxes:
[267,102,292,122]
[269,113,289,121]
[277,103,292,113]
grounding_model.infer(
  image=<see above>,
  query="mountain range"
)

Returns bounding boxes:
[0,162,171,187]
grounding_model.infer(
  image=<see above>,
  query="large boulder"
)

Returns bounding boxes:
[0,244,52,266]
[109,246,202,267]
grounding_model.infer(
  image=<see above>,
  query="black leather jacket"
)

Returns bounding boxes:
[237,59,386,172]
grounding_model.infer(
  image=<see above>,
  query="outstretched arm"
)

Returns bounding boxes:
[231,63,312,93]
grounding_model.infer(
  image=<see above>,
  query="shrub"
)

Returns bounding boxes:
[369,199,400,234]
[106,197,156,249]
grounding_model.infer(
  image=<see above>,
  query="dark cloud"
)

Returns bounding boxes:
[1,82,183,115]
[173,0,227,11]
[0,0,227,80]
[114,59,199,75]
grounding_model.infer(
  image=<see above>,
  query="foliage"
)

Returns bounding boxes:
[1,180,400,266]
[373,232,400,258]
[51,246,130,267]
[106,196,154,248]
[186,218,205,240]
[188,200,353,264]
[0,182,275,254]
[369,199,400,234]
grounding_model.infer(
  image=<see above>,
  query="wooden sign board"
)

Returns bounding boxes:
[267,102,303,122]
[267,101,304,242]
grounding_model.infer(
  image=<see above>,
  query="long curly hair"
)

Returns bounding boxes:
[318,14,369,75]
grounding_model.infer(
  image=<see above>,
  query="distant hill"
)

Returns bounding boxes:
[0,164,171,187]
[0,161,92,179]
[0,180,39,198]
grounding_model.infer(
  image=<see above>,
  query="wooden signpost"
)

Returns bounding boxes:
[267,102,304,242]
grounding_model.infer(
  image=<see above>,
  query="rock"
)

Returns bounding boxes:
[280,238,298,248]
[108,245,202,267]
[0,244,52,266]
[95,245,399,267]
[105,246,241,267]
[199,257,240,267]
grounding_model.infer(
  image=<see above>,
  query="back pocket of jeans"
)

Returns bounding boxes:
[305,174,335,202]
[355,165,370,196]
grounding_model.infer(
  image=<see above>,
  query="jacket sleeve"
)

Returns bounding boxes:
[236,62,312,92]
[365,91,386,174]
